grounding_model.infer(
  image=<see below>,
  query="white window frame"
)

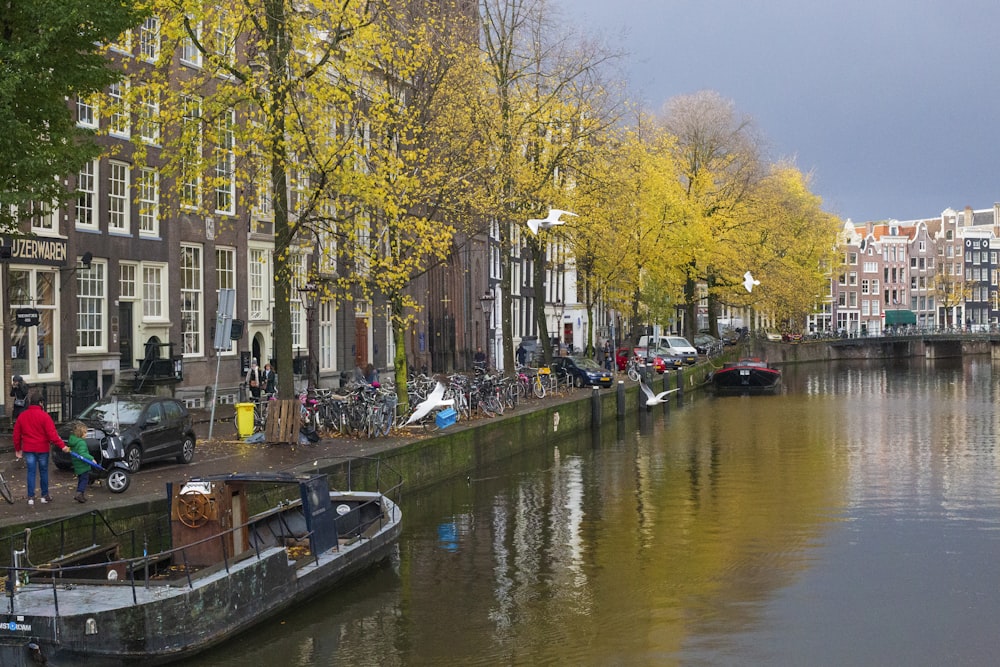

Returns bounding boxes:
[180,95,202,209]
[108,160,130,233]
[77,96,97,129]
[180,20,203,68]
[76,260,107,352]
[181,245,203,357]
[142,264,168,322]
[215,108,236,214]
[138,167,159,237]
[120,262,137,300]
[216,247,236,354]
[108,80,130,139]
[76,159,98,229]
[139,16,160,62]
[248,247,271,321]
[137,87,160,145]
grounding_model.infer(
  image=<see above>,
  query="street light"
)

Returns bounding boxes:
[554,299,564,354]
[480,289,495,368]
[297,282,318,388]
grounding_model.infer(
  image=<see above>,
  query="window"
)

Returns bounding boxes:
[108,80,130,138]
[181,245,203,356]
[26,199,57,233]
[861,279,869,295]
[139,16,160,61]
[77,261,106,351]
[216,247,236,354]
[138,168,159,236]
[215,109,235,214]
[108,161,130,233]
[249,248,269,320]
[143,264,166,319]
[216,247,235,291]
[8,269,58,378]
[212,11,235,68]
[120,263,137,299]
[137,87,160,144]
[77,96,97,128]
[180,95,202,209]
[76,160,98,229]
[848,252,857,265]
[848,272,857,286]
[180,20,202,67]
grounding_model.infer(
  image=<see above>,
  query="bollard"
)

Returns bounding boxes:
[616,380,626,418]
[662,373,671,413]
[675,367,683,398]
[591,386,601,427]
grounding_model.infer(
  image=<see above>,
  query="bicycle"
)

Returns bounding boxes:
[0,462,16,504]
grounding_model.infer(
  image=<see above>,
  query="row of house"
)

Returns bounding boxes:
[1,9,618,422]
[826,205,1000,337]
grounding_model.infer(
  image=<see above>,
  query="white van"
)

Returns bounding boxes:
[637,335,698,364]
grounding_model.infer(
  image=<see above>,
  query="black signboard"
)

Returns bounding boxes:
[15,308,39,327]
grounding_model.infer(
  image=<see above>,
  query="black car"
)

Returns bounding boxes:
[54,395,197,473]
[549,356,614,388]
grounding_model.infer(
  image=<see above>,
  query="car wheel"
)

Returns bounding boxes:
[574,375,585,389]
[124,444,142,473]
[176,435,195,464]
[107,468,131,493]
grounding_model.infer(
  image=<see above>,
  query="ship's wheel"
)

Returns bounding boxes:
[177,491,211,528]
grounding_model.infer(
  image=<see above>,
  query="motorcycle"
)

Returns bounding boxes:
[72,423,132,494]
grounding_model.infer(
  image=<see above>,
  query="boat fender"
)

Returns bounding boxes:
[26,641,46,664]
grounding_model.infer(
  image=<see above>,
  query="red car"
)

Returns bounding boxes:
[615,347,632,371]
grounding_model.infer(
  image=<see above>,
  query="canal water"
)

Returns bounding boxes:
[189,358,1000,666]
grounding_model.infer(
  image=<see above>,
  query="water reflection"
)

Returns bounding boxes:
[190,358,1000,666]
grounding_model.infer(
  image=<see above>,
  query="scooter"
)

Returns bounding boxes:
[71,424,131,493]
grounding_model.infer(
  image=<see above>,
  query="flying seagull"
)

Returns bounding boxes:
[405,380,454,426]
[743,270,760,293]
[639,379,678,406]
[527,208,577,235]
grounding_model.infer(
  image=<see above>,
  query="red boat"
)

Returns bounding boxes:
[711,358,782,394]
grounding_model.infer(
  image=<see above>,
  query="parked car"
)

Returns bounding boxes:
[549,356,614,388]
[651,351,684,372]
[765,331,783,341]
[53,395,197,473]
[693,333,723,355]
[615,347,632,371]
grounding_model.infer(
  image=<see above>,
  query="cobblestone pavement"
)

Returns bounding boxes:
[0,382,614,530]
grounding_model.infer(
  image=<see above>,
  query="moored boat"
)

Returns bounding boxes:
[710,357,782,394]
[0,461,402,666]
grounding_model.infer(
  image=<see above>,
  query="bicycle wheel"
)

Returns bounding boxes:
[627,367,640,382]
[0,474,13,504]
[533,377,546,399]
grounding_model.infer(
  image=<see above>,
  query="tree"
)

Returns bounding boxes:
[476,0,619,370]
[659,90,765,340]
[0,0,144,231]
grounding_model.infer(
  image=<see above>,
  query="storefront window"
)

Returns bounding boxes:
[9,268,59,379]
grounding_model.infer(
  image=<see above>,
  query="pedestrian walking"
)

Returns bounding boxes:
[65,421,94,503]
[13,388,69,506]
[516,343,527,367]
[9,375,28,423]
[263,363,277,397]
[246,359,262,400]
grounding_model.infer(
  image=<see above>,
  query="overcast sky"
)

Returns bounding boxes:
[567,0,1000,224]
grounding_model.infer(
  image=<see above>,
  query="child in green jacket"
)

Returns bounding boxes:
[66,421,94,503]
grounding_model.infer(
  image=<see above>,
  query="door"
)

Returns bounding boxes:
[70,371,99,419]
[119,303,133,369]
[354,318,368,368]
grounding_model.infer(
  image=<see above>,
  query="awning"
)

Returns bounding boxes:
[884,309,916,326]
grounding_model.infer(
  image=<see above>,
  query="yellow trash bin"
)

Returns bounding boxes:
[235,403,256,438]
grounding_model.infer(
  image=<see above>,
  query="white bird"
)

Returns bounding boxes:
[743,270,760,293]
[405,380,454,425]
[527,208,577,235]
[639,379,678,406]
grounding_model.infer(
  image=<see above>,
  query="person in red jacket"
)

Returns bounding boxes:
[13,388,70,506]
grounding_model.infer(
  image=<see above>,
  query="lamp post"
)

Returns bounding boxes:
[554,299,564,355]
[480,289,495,369]
[297,282,318,389]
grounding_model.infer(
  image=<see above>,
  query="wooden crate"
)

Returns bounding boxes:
[265,400,302,445]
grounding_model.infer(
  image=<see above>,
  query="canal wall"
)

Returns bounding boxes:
[756,338,996,364]
[0,365,711,562]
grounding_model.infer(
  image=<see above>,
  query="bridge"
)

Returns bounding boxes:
[757,331,1000,364]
